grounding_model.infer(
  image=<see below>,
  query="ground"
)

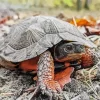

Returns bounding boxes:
[0,67,100,100]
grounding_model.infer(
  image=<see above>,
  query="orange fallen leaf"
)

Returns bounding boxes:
[69,18,94,26]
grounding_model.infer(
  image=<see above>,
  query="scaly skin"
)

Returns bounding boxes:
[36,51,62,100]
[54,67,74,88]
[19,48,96,99]
[81,48,94,68]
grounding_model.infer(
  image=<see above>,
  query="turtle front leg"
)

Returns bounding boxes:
[33,51,62,100]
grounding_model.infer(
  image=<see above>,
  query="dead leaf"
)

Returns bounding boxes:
[69,18,94,26]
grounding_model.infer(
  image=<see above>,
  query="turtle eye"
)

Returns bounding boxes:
[64,45,73,52]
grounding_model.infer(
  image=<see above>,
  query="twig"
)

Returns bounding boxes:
[72,17,77,27]
[0,92,15,96]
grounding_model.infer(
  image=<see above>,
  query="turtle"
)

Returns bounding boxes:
[0,16,98,99]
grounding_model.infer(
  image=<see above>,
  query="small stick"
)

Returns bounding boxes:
[72,17,77,27]
[24,87,36,92]
[0,92,14,96]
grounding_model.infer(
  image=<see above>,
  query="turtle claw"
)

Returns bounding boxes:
[28,80,63,100]
[41,80,63,100]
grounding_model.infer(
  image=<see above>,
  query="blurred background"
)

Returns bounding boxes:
[0,0,100,10]
[0,0,100,18]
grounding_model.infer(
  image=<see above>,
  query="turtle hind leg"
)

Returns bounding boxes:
[30,51,63,100]
[55,67,74,88]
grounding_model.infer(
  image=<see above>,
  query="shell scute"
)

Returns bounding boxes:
[0,16,96,62]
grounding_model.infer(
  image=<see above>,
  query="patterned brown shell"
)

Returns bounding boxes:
[0,16,96,62]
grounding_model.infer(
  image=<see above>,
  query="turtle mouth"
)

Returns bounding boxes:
[55,53,83,62]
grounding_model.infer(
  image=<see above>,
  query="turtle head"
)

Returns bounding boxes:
[54,41,85,62]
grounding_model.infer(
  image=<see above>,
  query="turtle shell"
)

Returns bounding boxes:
[0,16,96,62]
